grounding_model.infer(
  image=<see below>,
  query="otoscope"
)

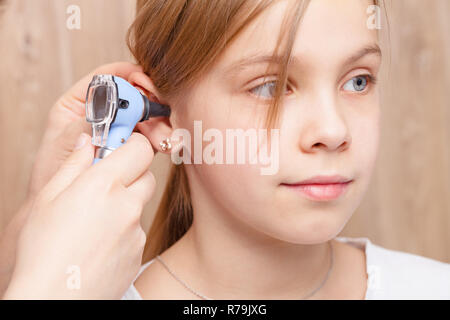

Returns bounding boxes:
[85,75,171,164]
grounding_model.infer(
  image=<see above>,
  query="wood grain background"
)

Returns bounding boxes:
[0,0,449,262]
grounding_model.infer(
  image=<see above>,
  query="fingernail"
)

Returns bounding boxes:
[74,134,87,150]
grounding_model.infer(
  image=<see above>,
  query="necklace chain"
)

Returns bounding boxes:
[156,241,333,300]
[156,255,213,300]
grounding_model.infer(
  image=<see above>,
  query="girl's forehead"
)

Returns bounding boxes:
[216,0,378,72]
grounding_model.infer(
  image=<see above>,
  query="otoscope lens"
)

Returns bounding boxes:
[92,86,108,121]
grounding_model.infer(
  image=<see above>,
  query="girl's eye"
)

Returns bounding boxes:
[250,81,277,99]
[343,75,370,92]
[249,81,291,99]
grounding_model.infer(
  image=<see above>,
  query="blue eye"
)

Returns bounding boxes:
[250,81,293,99]
[250,81,277,99]
[343,75,369,92]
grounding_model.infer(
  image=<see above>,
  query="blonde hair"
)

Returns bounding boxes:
[127,0,384,262]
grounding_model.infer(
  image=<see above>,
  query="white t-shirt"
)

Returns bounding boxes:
[122,236,450,300]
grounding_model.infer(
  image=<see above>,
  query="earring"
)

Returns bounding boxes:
[159,138,172,152]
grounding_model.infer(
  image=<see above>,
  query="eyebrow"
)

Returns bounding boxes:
[343,44,382,66]
[225,44,382,74]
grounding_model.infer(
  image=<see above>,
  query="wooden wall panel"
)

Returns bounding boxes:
[342,0,450,261]
[0,0,170,235]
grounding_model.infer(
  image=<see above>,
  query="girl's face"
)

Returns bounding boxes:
[169,0,381,244]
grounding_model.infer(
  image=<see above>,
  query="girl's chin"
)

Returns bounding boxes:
[263,216,346,245]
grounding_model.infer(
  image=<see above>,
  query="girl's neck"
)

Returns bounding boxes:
[165,213,337,299]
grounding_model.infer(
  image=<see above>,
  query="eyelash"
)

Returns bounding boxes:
[248,79,293,100]
[247,73,378,99]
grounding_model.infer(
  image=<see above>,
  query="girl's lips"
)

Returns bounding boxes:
[280,180,353,201]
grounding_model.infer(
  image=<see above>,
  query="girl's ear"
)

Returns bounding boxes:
[127,71,166,105]
[127,71,175,154]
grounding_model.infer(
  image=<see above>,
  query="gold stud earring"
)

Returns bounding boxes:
[159,138,172,152]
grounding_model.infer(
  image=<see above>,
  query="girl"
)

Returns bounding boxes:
[122,0,450,299]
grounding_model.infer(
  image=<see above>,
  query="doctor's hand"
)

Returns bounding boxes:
[3,132,155,299]
[28,62,144,200]
[0,62,144,296]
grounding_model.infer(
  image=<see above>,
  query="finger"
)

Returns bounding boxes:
[40,133,94,202]
[53,118,92,160]
[46,62,143,145]
[93,132,155,188]
[28,119,91,196]
[127,170,156,204]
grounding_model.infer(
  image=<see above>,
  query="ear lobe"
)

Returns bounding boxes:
[136,117,176,155]
[127,71,167,105]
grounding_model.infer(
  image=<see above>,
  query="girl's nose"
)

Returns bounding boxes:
[298,97,352,153]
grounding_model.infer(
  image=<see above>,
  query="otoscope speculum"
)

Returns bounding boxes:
[85,74,170,164]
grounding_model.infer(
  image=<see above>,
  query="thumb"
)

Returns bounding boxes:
[39,133,94,203]
[28,119,91,198]
[53,118,91,159]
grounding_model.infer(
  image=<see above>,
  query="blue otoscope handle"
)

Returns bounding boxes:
[92,76,147,165]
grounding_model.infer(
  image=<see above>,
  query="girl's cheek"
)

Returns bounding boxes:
[351,107,380,181]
